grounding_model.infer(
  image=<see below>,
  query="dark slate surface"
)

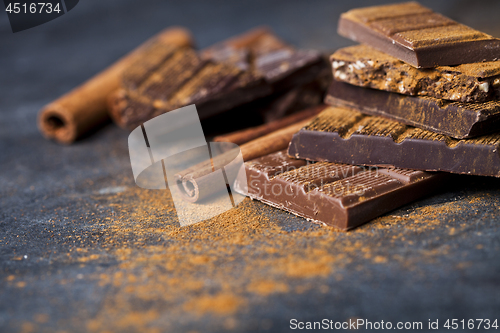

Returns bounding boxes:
[1,1,500,332]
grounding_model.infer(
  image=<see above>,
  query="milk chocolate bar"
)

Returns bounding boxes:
[288,106,500,177]
[330,45,500,102]
[338,2,500,68]
[109,27,328,130]
[325,80,500,139]
[234,151,446,230]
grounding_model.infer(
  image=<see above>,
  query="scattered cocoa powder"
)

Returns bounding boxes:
[8,183,496,332]
[183,293,245,315]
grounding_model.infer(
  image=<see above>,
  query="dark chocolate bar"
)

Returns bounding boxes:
[234,150,446,230]
[330,45,500,102]
[109,27,328,130]
[338,2,500,68]
[288,106,500,178]
[325,80,500,139]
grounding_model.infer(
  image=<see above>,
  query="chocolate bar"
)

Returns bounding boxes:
[234,150,446,230]
[330,45,500,102]
[288,106,500,178]
[338,2,500,68]
[109,27,328,130]
[325,80,500,139]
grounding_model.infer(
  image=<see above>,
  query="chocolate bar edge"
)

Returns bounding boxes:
[288,128,500,178]
[330,45,500,103]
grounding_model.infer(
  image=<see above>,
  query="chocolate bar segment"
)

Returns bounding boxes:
[325,80,500,139]
[235,151,445,230]
[288,106,500,177]
[330,45,500,102]
[111,48,270,130]
[338,2,500,68]
[109,27,329,130]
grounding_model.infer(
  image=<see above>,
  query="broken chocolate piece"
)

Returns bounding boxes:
[109,27,328,130]
[288,106,500,178]
[330,45,500,102]
[338,2,500,68]
[234,150,446,230]
[325,80,500,139]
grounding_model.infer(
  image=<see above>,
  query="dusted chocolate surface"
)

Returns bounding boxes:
[236,151,445,230]
[325,80,500,139]
[338,2,500,68]
[331,45,500,102]
[110,28,328,130]
[289,106,500,177]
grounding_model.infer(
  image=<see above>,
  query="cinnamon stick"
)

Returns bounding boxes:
[38,27,193,144]
[213,105,326,145]
[175,105,327,202]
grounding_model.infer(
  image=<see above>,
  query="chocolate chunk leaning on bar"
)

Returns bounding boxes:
[338,2,500,68]
[325,80,500,139]
[233,150,447,230]
[109,27,329,130]
[288,106,500,177]
[330,45,500,103]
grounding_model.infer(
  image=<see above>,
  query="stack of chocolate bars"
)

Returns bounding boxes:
[237,2,500,230]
